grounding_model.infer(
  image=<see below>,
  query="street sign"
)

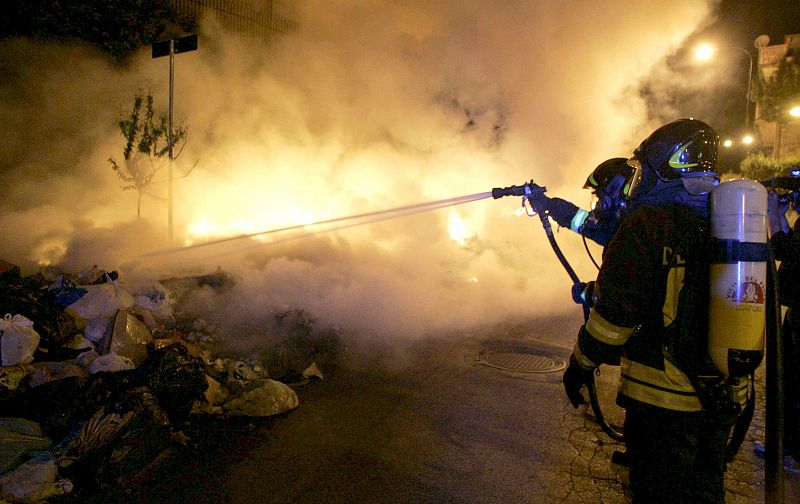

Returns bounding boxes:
[152,34,198,58]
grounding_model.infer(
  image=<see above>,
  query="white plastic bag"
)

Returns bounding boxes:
[87,352,135,374]
[0,456,72,503]
[65,284,134,326]
[134,283,173,321]
[83,317,112,344]
[0,314,40,366]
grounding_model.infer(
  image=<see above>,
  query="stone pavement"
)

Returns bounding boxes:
[564,356,799,504]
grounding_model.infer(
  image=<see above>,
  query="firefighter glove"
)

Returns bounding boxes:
[563,354,594,408]
[571,281,596,307]
[527,192,550,214]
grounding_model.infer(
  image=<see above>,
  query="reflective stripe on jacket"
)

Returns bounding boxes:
[576,203,729,412]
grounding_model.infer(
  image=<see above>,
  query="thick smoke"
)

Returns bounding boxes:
[0,1,717,352]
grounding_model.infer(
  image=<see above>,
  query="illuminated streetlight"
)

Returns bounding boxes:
[693,42,754,132]
[790,106,800,118]
[694,43,716,62]
[722,136,754,149]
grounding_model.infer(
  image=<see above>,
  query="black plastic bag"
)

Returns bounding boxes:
[138,343,207,425]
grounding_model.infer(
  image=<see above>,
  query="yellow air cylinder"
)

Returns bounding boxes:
[708,179,768,376]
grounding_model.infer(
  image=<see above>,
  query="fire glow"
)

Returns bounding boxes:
[0,0,718,340]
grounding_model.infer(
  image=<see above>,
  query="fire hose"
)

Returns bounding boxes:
[491,181,623,442]
[491,180,759,459]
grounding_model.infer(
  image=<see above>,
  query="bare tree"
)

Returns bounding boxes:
[109,89,187,218]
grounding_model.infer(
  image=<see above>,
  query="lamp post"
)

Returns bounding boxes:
[694,43,755,134]
[742,47,754,133]
[152,34,198,242]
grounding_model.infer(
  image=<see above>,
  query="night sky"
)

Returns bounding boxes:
[647,0,800,141]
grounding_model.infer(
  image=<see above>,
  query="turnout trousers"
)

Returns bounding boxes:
[623,399,735,504]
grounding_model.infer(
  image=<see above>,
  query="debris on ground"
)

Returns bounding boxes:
[0,261,341,502]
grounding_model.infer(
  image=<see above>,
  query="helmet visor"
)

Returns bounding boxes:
[624,158,643,199]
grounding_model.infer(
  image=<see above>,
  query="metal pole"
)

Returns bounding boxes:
[168,39,175,243]
[743,48,754,132]
[765,256,785,503]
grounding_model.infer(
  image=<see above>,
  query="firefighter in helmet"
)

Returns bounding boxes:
[546,157,636,247]
[562,118,748,503]
[765,171,800,472]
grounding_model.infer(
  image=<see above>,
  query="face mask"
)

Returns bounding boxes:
[680,175,719,195]
[625,158,643,199]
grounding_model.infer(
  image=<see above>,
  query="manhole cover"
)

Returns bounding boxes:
[478,351,566,373]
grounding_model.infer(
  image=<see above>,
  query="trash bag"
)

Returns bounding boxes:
[0,364,34,392]
[66,334,93,351]
[81,369,145,418]
[84,317,113,347]
[134,283,173,321]
[18,362,88,390]
[61,386,171,490]
[10,376,89,443]
[107,310,152,365]
[0,314,40,366]
[48,275,87,308]
[16,369,145,445]
[87,353,135,374]
[138,344,208,425]
[78,265,118,286]
[64,284,134,327]
[0,418,52,474]
[0,454,72,502]
[192,374,228,415]
[75,349,99,369]
[222,378,299,417]
[1,273,78,348]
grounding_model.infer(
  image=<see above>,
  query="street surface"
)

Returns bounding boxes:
[86,313,793,503]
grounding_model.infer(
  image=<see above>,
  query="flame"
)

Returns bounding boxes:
[448,209,472,246]
[184,202,320,246]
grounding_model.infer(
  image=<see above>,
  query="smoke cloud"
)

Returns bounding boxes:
[0,1,718,354]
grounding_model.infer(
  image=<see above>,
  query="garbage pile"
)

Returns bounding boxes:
[0,260,337,503]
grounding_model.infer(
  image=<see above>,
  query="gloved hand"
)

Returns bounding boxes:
[527,188,550,214]
[563,354,594,408]
[768,191,791,236]
[571,281,596,307]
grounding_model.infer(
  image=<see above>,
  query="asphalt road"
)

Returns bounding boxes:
[82,313,793,503]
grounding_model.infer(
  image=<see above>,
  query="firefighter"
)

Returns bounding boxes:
[546,157,635,247]
[562,119,747,503]
[767,185,800,472]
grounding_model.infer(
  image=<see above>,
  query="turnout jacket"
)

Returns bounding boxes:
[572,203,746,412]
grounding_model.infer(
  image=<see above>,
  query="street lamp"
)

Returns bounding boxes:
[693,42,755,132]
[720,135,754,150]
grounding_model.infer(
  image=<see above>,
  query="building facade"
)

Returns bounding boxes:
[754,33,800,159]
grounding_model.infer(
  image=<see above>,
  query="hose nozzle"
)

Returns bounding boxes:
[491,180,546,199]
